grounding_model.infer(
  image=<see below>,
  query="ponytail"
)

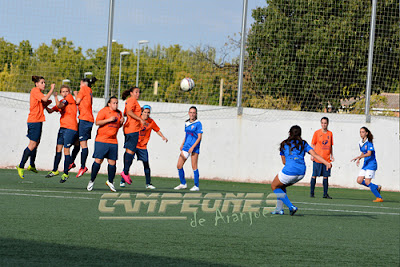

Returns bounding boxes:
[361,126,374,143]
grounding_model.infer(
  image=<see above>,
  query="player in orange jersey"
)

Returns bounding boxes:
[310,117,334,199]
[87,96,124,192]
[16,76,55,179]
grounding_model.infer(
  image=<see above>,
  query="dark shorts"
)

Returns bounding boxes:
[93,142,118,161]
[78,120,93,141]
[124,132,139,152]
[27,122,43,142]
[312,162,331,177]
[136,148,149,162]
[57,128,78,148]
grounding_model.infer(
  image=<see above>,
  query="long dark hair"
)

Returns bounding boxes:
[32,75,44,84]
[186,106,198,122]
[361,126,374,143]
[122,87,139,100]
[280,125,307,153]
[81,77,97,88]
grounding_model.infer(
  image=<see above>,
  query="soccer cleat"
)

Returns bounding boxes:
[190,185,200,191]
[27,165,38,173]
[377,185,382,194]
[59,173,69,183]
[45,170,59,178]
[174,184,187,190]
[120,172,132,185]
[16,166,25,179]
[120,182,126,188]
[310,194,315,198]
[289,206,298,216]
[271,209,285,215]
[87,181,94,191]
[323,194,332,199]
[76,167,88,178]
[146,184,156,189]
[106,181,117,192]
[373,197,383,202]
[68,162,76,171]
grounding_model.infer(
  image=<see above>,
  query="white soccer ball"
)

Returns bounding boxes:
[180,78,195,92]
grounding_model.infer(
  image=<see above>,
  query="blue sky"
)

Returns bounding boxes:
[0,0,266,59]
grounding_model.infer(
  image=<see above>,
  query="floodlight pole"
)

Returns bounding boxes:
[237,0,248,116]
[104,0,115,105]
[136,40,149,87]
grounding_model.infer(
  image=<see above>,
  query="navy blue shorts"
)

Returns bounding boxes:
[57,128,78,148]
[78,120,93,141]
[312,162,331,177]
[136,149,149,162]
[93,142,118,161]
[27,122,43,142]
[124,132,139,152]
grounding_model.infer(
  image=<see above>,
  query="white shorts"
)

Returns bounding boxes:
[181,150,191,159]
[278,171,304,185]
[359,169,376,179]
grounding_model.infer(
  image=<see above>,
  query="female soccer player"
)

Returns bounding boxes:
[351,127,383,202]
[119,87,145,186]
[16,76,55,179]
[120,105,168,189]
[73,77,97,178]
[271,125,332,215]
[87,96,124,192]
[174,106,203,191]
[45,85,78,183]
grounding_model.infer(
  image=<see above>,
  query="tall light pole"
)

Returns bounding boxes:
[84,72,93,78]
[136,40,149,87]
[118,51,130,100]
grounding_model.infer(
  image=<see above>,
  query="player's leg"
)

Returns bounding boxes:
[104,144,117,192]
[322,164,332,198]
[310,162,318,197]
[121,132,138,184]
[18,123,41,178]
[365,174,383,201]
[69,138,80,170]
[190,153,200,191]
[77,120,93,177]
[174,152,188,189]
[46,144,63,178]
[271,172,300,215]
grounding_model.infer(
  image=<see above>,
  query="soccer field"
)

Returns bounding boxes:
[0,168,399,266]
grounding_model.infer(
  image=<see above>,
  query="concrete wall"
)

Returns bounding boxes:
[1,92,399,191]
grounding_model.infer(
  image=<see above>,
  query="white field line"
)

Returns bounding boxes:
[301,208,400,216]
[294,201,400,210]
[0,192,96,200]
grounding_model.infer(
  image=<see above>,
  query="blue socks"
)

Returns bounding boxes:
[194,169,199,187]
[178,168,186,185]
[91,162,101,182]
[53,152,62,172]
[19,147,32,168]
[108,164,116,183]
[64,155,71,175]
[30,147,37,167]
[310,178,316,195]
[71,145,80,163]
[81,148,88,168]
[361,180,368,187]
[123,152,134,175]
[368,183,382,198]
[143,162,151,184]
[323,178,329,196]
[273,188,294,209]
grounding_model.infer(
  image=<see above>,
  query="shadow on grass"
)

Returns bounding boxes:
[0,237,235,266]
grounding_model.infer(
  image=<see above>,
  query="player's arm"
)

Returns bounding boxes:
[53,91,67,109]
[330,146,335,162]
[351,151,372,166]
[41,83,55,102]
[188,133,202,154]
[281,155,286,165]
[74,90,82,105]
[96,115,115,126]
[45,106,55,114]
[127,110,145,125]
[309,150,332,170]
[156,130,168,142]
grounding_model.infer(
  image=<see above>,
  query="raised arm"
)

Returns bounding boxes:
[41,83,55,102]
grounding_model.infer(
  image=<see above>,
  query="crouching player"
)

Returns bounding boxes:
[87,96,124,192]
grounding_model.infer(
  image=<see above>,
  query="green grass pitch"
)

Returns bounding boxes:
[0,168,399,266]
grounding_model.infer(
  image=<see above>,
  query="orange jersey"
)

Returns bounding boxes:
[123,97,141,134]
[95,107,123,144]
[311,129,333,163]
[27,87,45,123]
[77,85,94,122]
[54,94,78,131]
[137,118,160,149]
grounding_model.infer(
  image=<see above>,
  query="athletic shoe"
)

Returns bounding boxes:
[271,210,284,215]
[377,185,382,193]
[174,184,187,190]
[68,162,76,171]
[120,182,126,188]
[146,184,156,189]
[76,167,88,178]
[106,181,117,192]
[323,194,332,199]
[310,194,315,198]
[289,206,298,216]
[373,197,384,202]
[59,173,69,183]
[87,181,94,191]
[16,166,24,179]
[190,186,200,191]
[45,170,59,178]
[27,165,38,173]
[120,172,132,185]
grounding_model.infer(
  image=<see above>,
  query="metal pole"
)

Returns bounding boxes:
[136,47,140,87]
[365,0,377,123]
[118,54,122,100]
[237,0,248,116]
[104,0,115,105]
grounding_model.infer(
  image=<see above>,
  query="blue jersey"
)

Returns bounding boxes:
[182,120,203,152]
[359,140,377,171]
[280,140,313,175]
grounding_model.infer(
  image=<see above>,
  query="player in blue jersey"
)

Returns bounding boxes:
[351,127,383,202]
[271,125,332,215]
[174,106,203,191]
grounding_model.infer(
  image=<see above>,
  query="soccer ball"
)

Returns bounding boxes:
[180,78,195,92]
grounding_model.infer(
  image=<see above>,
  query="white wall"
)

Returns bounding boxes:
[1,93,399,191]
